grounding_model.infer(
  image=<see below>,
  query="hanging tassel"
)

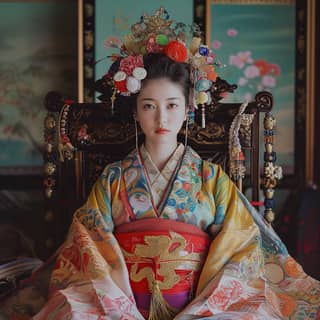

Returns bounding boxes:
[148,281,178,320]
[201,104,206,128]
[111,88,117,115]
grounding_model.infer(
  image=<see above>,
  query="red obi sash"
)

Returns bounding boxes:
[114,218,210,319]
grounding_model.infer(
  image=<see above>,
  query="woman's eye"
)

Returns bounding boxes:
[168,103,178,109]
[143,104,155,110]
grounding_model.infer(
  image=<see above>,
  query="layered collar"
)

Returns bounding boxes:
[121,146,202,220]
[140,143,184,207]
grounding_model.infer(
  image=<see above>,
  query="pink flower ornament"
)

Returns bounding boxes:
[119,55,144,76]
[114,55,146,93]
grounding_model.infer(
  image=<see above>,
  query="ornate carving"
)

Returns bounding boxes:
[255,91,273,113]
[209,77,237,106]
[93,123,136,145]
[67,120,137,148]
[239,124,252,148]
[186,122,227,144]
[43,111,58,200]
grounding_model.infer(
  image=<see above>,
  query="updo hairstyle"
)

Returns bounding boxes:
[95,53,191,122]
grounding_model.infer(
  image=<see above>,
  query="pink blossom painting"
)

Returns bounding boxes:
[206,0,296,175]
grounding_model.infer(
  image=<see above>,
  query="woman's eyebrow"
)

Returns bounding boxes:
[139,97,181,101]
[166,97,181,100]
[139,98,156,101]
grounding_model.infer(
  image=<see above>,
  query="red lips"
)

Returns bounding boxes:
[155,128,170,134]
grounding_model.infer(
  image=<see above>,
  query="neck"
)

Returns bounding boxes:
[144,141,178,171]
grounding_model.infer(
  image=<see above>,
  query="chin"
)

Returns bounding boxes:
[149,136,176,144]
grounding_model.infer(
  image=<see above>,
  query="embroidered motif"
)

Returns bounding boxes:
[122,232,205,291]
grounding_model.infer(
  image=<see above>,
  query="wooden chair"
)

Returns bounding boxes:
[42,87,274,256]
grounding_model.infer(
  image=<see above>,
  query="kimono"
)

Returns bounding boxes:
[2,145,320,319]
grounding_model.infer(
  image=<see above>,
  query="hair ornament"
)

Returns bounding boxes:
[113,54,145,94]
[96,7,237,125]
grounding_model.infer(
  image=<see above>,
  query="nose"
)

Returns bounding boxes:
[157,107,168,127]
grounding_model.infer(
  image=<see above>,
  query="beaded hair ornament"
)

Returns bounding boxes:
[96,7,229,127]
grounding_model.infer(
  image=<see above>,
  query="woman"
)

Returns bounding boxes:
[30,52,319,319]
[2,9,319,320]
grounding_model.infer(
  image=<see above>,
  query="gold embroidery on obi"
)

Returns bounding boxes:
[122,232,204,291]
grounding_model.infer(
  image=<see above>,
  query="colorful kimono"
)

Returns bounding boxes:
[2,146,320,319]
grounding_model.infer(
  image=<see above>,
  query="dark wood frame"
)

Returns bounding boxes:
[313,1,320,187]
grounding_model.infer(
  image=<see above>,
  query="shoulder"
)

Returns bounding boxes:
[186,146,226,176]
[186,145,201,160]
[202,160,225,175]
[101,161,122,177]
[97,161,122,189]
[185,146,202,168]
[99,148,137,183]
[202,160,229,182]
[185,146,229,179]
[197,153,233,189]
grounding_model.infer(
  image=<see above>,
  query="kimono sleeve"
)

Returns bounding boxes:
[197,162,260,294]
[74,162,121,232]
[49,162,131,294]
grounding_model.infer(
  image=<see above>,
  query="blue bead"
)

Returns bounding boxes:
[195,79,212,91]
[264,198,275,208]
[264,130,274,136]
[199,45,209,56]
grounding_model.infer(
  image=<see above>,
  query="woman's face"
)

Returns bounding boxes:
[136,78,186,146]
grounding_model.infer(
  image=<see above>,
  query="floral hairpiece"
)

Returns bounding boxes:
[98,7,230,126]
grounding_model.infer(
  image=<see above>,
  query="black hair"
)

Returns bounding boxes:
[95,53,191,122]
[142,53,191,104]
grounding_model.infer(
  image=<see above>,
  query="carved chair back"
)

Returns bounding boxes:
[43,90,273,253]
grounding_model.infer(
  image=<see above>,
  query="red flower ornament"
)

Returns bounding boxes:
[164,40,188,63]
